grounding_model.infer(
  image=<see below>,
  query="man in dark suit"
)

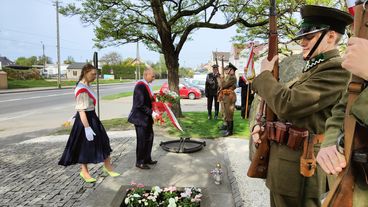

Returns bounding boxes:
[205,64,220,119]
[238,75,254,119]
[128,68,158,169]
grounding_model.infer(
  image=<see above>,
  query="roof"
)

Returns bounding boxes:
[0,56,15,66]
[212,52,230,62]
[67,62,86,69]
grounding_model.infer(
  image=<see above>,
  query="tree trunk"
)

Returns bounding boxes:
[164,52,182,117]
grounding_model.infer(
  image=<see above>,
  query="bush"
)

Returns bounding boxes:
[102,64,144,79]
[4,68,43,80]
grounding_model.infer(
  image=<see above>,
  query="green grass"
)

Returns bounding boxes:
[51,111,250,140]
[102,85,161,100]
[162,111,250,139]
[7,79,130,89]
[51,118,133,135]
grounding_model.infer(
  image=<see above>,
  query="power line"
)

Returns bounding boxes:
[32,0,52,6]
[0,38,91,52]
[0,27,82,45]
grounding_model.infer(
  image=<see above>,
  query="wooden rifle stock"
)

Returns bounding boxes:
[323,2,368,206]
[247,0,278,178]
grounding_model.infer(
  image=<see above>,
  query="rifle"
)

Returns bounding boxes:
[247,0,278,178]
[322,2,368,206]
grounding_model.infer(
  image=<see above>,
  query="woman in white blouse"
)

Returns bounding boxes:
[59,64,120,183]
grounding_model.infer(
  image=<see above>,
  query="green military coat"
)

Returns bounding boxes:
[322,84,368,207]
[252,49,351,198]
[220,74,237,121]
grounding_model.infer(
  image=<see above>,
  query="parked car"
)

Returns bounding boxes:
[160,83,201,100]
[183,80,205,96]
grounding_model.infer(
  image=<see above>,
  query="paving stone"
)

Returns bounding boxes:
[0,138,133,206]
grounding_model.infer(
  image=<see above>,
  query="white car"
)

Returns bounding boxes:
[235,87,242,110]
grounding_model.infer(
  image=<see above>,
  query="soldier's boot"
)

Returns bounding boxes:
[223,121,233,137]
[214,111,219,120]
[219,122,227,130]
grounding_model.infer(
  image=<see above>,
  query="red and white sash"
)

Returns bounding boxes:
[136,80,155,101]
[74,82,97,106]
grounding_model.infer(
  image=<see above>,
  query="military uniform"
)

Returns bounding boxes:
[205,65,220,119]
[251,5,353,207]
[218,63,237,136]
[322,86,368,206]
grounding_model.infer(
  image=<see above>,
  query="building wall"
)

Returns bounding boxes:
[67,69,81,80]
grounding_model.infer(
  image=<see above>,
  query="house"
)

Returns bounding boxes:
[0,56,15,69]
[43,64,68,78]
[67,62,86,80]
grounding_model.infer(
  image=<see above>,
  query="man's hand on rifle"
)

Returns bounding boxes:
[342,37,368,80]
[251,125,263,144]
[260,55,278,73]
[316,145,346,175]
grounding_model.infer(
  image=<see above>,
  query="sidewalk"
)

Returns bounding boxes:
[0,129,269,207]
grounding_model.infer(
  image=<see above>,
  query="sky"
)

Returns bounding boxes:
[0,0,238,69]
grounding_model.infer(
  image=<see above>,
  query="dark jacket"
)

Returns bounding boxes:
[205,72,219,96]
[238,76,254,107]
[128,83,153,127]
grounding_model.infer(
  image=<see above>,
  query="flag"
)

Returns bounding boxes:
[346,0,355,16]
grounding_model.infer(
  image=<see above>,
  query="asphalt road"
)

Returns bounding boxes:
[0,79,166,138]
[0,80,165,116]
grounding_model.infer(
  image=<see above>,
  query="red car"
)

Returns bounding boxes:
[160,83,201,100]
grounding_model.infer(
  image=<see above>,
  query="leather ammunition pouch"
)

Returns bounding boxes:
[266,121,307,150]
[218,89,236,103]
[352,147,368,189]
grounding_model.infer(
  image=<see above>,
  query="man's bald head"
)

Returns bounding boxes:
[144,67,155,83]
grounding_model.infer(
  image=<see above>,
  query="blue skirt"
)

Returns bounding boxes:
[58,110,112,166]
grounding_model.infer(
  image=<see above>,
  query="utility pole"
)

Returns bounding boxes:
[41,41,46,76]
[55,0,61,89]
[136,41,140,80]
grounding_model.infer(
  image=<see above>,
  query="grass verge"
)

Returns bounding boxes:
[102,85,161,100]
[161,111,250,139]
[51,111,250,140]
[51,118,133,135]
[8,79,130,89]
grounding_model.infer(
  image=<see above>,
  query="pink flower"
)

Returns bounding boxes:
[130,181,137,186]
[137,183,145,188]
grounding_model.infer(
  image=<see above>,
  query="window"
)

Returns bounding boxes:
[73,71,77,76]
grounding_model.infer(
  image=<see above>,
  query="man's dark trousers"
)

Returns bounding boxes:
[207,95,219,116]
[135,124,154,165]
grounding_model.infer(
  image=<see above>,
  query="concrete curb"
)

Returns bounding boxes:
[0,82,134,94]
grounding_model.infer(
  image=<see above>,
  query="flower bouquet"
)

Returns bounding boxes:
[152,89,180,125]
[123,182,202,207]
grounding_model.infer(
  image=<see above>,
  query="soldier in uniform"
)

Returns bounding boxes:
[218,63,237,137]
[317,37,368,206]
[205,64,220,120]
[251,5,353,207]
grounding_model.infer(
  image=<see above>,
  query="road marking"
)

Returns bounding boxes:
[0,92,71,103]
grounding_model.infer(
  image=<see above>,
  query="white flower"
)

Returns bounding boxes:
[168,198,177,207]
[132,193,141,198]
[124,198,129,204]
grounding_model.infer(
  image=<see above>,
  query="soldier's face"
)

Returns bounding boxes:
[300,31,336,59]
[299,32,321,59]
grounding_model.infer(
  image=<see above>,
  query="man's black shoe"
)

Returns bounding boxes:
[146,160,158,165]
[136,163,150,169]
